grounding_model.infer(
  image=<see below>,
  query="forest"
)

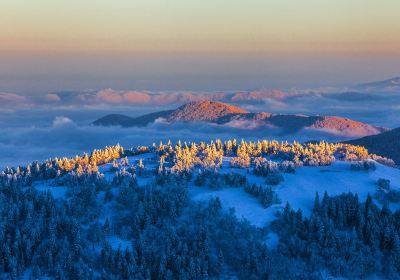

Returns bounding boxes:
[0,139,398,279]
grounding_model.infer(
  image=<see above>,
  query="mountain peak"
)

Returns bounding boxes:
[168,100,248,122]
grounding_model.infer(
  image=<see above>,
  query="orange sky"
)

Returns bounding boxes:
[1,0,399,56]
[0,0,399,92]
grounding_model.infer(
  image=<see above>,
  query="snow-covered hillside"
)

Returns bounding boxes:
[2,140,400,279]
[48,151,398,229]
[30,143,400,228]
[190,160,400,226]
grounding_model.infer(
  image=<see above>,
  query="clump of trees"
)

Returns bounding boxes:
[370,154,396,166]
[350,159,376,171]
[265,172,284,186]
[56,144,123,173]
[377,178,391,190]
[194,170,280,208]
[230,140,251,168]
[244,184,280,208]
[155,138,390,174]
[374,178,400,204]
[253,158,279,176]
[272,192,400,279]
[194,171,247,189]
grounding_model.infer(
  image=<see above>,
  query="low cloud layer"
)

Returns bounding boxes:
[1,84,399,168]
[0,88,312,111]
[1,84,399,121]
[0,120,355,169]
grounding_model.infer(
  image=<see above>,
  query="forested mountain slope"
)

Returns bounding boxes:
[1,139,399,279]
[346,127,400,164]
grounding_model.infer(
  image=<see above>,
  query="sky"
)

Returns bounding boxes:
[1,0,400,92]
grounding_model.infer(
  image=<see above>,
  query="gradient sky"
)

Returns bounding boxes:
[1,0,400,92]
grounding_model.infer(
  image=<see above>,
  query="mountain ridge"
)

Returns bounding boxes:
[346,127,400,164]
[356,76,400,91]
[93,100,388,137]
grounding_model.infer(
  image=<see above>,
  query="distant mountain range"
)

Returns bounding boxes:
[346,127,400,164]
[93,100,387,137]
[356,77,400,92]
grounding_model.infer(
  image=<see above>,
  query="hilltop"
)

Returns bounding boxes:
[93,100,387,137]
[167,100,248,122]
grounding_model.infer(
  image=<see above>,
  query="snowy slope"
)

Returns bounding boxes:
[23,150,400,279]
[190,187,278,227]
[277,161,400,216]
[32,151,400,229]
[188,160,400,227]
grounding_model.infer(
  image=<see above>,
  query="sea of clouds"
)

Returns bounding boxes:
[1,86,400,168]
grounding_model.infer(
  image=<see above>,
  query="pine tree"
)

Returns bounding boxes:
[313,192,320,213]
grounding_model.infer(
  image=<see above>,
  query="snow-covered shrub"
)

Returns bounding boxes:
[265,172,284,186]
[209,174,226,189]
[230,156,250,168]
[195,170,247,189]
[370,154,396,167]
[55,171,109,191]
[254,159,279,176]
[374,178,400,204]
[104,188,114,202]
[279,160,296,173]
[109,159,119,172]
[120,156,129,166]
[244,183,280,208]
[194,171,207,186]
[112,169,138,188]
[350,160,376,171]
[376,178,390,191]
[224,172,247,187]
[386,190,400,203]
